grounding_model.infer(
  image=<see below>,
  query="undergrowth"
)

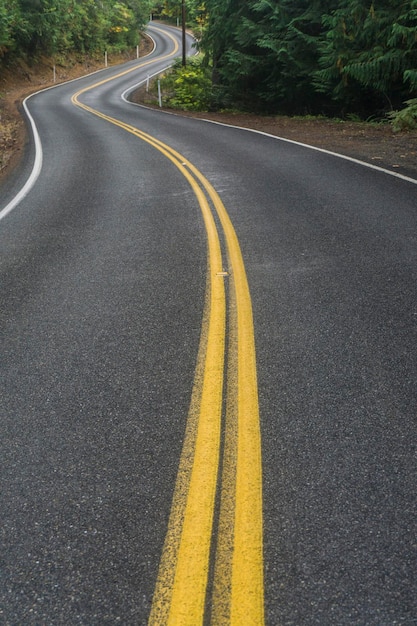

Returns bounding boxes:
[157,57,212,111]
[388,98,417,132]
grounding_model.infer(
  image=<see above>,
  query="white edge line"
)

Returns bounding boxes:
[0,95,42,221]
[0,69,112,223]
[201,121,417,185]
[121,65,174,103]
[0,29,158,222]
[121,40,198,103]
[124,96,417,186]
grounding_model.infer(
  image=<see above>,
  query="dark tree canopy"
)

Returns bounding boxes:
[199,0,417,117]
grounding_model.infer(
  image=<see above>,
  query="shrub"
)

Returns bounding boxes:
[160,58,212,111]
[388,98,417,132]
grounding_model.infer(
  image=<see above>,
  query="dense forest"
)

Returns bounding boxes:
[1,0,417,120]
[156,0,417,120]
[0,0,151,61]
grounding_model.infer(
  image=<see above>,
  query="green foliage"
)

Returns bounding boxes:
[152,0,206,30]
[198,0,417,118]
[160,57,212,110]
[107,2,138,51]
[0,1,21,56]
[4,0,417,120]
[200,0,340,113]
[388,98,417,131]
[0,0,152,65]
[315,0,417,114]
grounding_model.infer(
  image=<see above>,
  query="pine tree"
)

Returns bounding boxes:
[201,0,338,113]
[315,0,417,114]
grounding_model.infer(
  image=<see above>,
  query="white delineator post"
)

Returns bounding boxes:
[158,80,162,107]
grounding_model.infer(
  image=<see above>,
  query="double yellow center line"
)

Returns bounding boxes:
[71,33,264,624]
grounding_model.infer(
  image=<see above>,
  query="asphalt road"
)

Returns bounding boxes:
[1,24,416,625]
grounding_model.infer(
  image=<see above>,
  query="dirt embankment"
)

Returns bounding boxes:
[1,44,417,182]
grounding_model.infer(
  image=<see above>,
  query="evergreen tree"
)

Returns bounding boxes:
[200,0,417,117]
[201,0,337,113]
[201,0,260,108]
[316,0,417,114]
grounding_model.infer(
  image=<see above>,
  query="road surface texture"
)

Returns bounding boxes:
[1,24,416,625]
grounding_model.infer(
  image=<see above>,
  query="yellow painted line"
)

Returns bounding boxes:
[148,263,219,625]
[185,163,264,626]
[71,94,226,623]
[71,25,179,100]
[211,277,239,625]
[71,57,264,624]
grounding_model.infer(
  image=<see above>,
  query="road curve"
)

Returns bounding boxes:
[1,23,417,626]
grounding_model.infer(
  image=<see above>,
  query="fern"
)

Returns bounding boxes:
[388,98,417,131]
